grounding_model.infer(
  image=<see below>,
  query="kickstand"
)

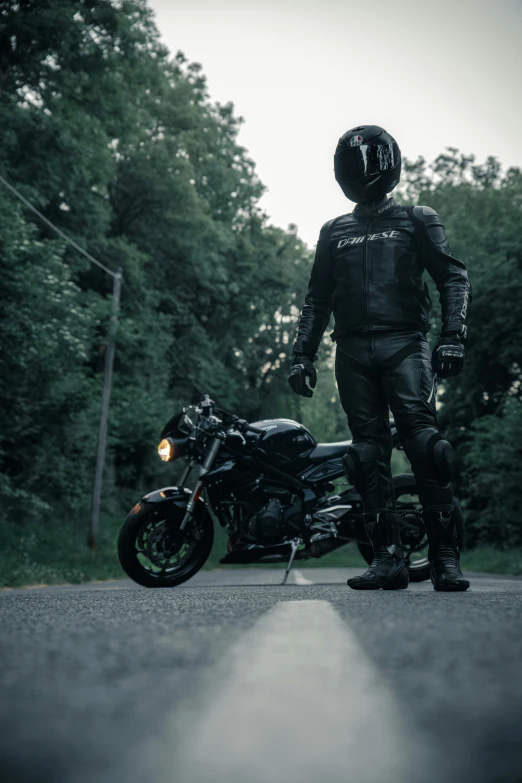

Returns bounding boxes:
[281,538,300,586]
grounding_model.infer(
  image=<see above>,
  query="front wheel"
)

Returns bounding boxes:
[118,498,214,588]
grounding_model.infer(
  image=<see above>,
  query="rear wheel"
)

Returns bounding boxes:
[356,473,464,583]
[118,500,214,588]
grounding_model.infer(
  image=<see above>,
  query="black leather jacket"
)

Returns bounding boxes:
[293,196,471,359]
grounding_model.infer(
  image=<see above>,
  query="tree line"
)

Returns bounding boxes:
[0,0,520,556]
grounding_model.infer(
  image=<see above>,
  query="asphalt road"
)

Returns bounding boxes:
[1,568,521,783]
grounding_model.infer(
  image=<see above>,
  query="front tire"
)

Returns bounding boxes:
[118,499,214,588]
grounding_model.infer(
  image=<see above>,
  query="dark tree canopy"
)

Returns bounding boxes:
[0,0,520,559]
[0,0,317,523]
[398,151,522,546]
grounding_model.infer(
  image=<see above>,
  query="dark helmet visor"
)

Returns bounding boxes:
[334,142,399,183]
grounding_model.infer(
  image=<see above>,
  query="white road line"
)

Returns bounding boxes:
[171,600,432,783]
[293,569,313,585]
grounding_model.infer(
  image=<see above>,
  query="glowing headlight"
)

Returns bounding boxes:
[158,438,176,462]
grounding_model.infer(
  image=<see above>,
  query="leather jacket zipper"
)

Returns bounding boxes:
[363,221,372,357]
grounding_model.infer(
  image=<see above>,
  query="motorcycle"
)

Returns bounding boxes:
[118,394,463,587]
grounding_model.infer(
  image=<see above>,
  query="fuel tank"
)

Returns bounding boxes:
[249,418,317,473]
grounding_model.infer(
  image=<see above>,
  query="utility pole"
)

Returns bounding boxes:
[88,269,123,550]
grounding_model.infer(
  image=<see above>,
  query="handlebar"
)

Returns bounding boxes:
[244,423,265,435]
[204,405,264,437]
[236,418,264,435]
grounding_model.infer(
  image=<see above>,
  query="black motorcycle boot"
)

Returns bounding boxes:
[348,510,409,590]
[422,505,470,592]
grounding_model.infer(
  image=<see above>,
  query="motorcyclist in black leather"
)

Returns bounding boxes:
[288,125,471,592]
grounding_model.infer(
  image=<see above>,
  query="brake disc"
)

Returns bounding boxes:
[145,519,184,567]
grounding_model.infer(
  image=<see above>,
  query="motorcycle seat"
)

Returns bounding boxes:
[309,440,351,463]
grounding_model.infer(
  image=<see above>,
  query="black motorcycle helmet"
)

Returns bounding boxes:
[334,125,401,203]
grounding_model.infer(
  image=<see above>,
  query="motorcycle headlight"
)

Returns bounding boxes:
[158,438,177,462]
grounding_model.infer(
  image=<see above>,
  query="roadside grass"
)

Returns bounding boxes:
[460,546,522,575]
[0,515,124,588]
[1,516,521,588]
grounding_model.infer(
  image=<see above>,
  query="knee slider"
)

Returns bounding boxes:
[343,441,384,490]
[342,445,362,488]
[405,427,455,483]
[428,434,455,482]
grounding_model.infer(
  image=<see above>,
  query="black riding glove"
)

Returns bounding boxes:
[432,336,465,378]
[288,355,317,398]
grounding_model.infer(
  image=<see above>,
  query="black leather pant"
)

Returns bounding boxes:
[335,331,453,511]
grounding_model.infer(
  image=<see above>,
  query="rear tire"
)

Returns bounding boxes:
[118,500,214,588]
[356,473,464,583]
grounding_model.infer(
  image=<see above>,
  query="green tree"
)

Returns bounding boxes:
[398,150,522,546]
[0,0,320,534]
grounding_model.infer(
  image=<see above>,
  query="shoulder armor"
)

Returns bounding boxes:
[319,218,335,239]
[319,214,349,240]
[412,205,449,249]
[412,205,443,225]
[319,217,336,235]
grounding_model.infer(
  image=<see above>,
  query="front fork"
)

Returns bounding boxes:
[179,436,222,531]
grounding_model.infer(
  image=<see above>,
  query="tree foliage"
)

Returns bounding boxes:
[0,0,318,526]
[398,150,522,546]
[0,1,520,553]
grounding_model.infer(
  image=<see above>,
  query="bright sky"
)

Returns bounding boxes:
[149,0,522,246]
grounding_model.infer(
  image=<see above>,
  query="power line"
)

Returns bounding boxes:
[0,173,116,278]
[0,173,126,549]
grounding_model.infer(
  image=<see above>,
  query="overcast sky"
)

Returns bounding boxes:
[148,0,521,246]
